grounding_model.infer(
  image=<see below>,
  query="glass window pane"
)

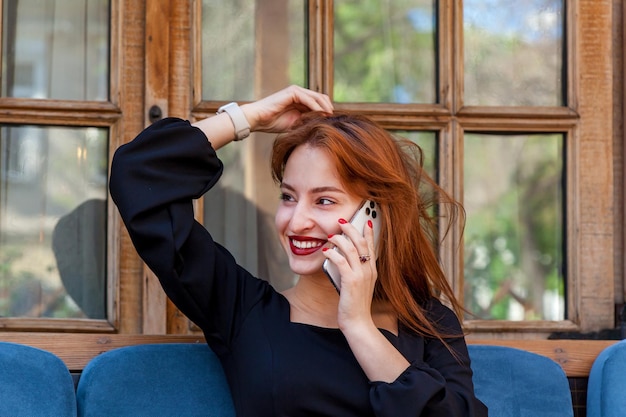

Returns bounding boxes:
[202,130,438,295]
[0,125,108,319]
[2,0,110,100]
[394,130,437,178]
[463,0,564,106]
[203,139,295,291]
[463,133,564,321]
[201,0,307,101]
[334,0,436,103]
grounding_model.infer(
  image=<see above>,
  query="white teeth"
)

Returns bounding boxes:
[291,239,322,249]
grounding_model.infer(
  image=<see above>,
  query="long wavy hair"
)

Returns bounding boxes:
[271,112,465,340]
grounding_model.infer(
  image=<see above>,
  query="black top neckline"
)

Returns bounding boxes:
[275,291,400,339]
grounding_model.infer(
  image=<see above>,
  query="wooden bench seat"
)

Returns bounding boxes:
[0,333,617,376]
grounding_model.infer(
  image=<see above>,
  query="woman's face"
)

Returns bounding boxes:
[275,144,362,279]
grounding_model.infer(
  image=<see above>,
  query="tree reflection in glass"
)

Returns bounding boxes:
[463,0,564,106]
[0,126,108,319]
[463,133,565,321]
[334,0,436,103]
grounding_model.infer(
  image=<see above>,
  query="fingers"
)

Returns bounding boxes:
[287,85,333,114]
[325,221,377,311]
[326,218,375,271]
[341,217,375,263]
[242,85,333,134]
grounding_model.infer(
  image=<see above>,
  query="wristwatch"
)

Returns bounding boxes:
[217,102,251,141]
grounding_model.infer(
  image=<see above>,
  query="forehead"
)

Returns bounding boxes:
[282,145,342,190]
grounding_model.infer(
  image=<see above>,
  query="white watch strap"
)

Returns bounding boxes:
[217,102,251,141]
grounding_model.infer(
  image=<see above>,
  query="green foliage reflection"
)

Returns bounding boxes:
[464,133,564,321]
[334,0,436,103]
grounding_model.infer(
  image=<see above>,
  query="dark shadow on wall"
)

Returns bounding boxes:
[52,199,106,319]
[51,187,294,321]
[203,184,295,292]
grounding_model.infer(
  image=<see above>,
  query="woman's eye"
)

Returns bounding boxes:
[280,193,294,202]
[318,198,334,206]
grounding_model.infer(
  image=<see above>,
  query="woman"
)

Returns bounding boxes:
[110,85,487,416]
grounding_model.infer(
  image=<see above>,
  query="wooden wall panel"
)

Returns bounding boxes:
[617,0,625,306]
[166,0,195,334]
[577,0,615,331]
[113,0,147,333]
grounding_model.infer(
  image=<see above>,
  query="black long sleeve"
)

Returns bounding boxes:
[109,118,488,416]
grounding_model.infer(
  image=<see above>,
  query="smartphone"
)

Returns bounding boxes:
[322,200,381,293]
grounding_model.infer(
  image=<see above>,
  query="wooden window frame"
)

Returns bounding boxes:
[301,0,615,335]
[456,0,615,334]
[172,0,618,336]
[0,0,620,364]
[0,0,124,333]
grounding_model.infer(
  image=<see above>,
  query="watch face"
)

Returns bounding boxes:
[217,102,250,141]
[217,102,236,114]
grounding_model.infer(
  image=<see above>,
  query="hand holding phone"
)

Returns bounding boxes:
[323,200,381,293]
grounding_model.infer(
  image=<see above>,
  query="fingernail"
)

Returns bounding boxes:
[338,218,347,224]
[367,220,373,228]
[322,247,329,252]
[328,234,334,239]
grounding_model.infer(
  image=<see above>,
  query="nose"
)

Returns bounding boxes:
[289,202,316,233]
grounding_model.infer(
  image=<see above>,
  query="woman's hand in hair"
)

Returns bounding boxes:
[193,85,332,150]
[242,85,333,134]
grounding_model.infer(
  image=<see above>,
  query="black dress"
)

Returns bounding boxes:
[109,118,488,417]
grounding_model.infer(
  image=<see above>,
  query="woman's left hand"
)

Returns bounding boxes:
[324,218,378,329]
[325,218,411,383]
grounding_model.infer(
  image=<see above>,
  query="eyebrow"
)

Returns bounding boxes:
[280,182,345,195]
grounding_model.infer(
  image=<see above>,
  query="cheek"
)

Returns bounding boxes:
[318,214,342,235]
[274,207,290,235]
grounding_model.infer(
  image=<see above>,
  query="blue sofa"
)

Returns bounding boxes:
[586,339,626,417]
[468,344,573,417]
[0,341,77,417]
[76,343,234,417]
[0,341,583,416]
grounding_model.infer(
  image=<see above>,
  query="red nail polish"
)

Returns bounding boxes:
[338,218,347,224]
[328,234,334,239]
[367,220,373,228]
[322,247,329,252]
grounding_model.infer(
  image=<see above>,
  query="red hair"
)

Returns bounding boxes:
[271,112,465,340]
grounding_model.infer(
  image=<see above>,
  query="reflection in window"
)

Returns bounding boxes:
[0,126,108,319]
[202,130,437,293]
[1,0,110,100]
[463,0,564,106]
[463,133,565,321]
[394,131,438,231]
[334,0,436,103]
[394,130,437,178]
[201,0,306,101]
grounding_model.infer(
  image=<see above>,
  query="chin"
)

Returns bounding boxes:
[288,259,324,277]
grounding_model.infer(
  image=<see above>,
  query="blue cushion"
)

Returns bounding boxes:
[76,343,234,417]
[468,345,573,417]
[0,341,77,417]
[587,340,626,417]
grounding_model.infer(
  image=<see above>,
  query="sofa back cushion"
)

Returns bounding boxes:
[0,341,77,417]
[76,343,234,417]
[587,340,626,417]
[468,344,573,417]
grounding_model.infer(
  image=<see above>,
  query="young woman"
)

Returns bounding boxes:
[109,85,487,416]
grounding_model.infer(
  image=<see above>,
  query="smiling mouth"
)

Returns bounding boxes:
[290,239,324,250]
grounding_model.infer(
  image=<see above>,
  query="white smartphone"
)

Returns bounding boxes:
[322,200,382,293]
